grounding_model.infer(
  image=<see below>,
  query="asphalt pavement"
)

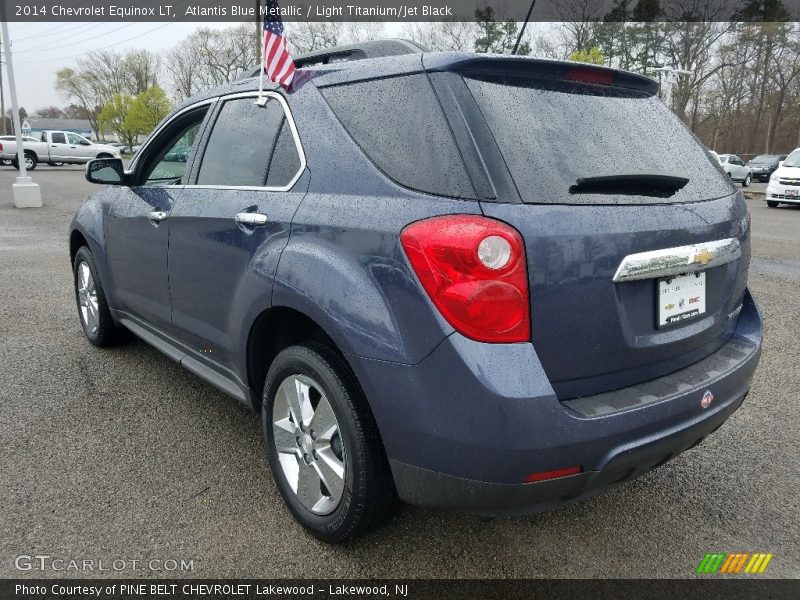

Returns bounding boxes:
[0,165,797,578]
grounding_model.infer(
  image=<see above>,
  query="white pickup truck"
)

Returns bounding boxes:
[0,130,121,170]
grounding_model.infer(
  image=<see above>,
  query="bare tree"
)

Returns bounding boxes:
[164,24,259,99]
[284,22,344,53]
[402,21,476,52]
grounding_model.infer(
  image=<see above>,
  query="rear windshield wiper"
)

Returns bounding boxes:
[569,174,690,197]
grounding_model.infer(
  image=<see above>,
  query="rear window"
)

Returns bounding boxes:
[320,74,476,199]
[465,75,732,204]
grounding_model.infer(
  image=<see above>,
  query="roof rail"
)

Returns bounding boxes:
[249,38,426,77]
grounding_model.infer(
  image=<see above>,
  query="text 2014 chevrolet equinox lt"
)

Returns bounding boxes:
[70,52,762,543]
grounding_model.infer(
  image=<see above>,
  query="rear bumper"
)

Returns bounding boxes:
[349,289,761,513]
[390,390,745,515]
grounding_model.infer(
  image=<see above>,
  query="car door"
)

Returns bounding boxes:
[104,102,213,332]
[732,155,746,179]
[48,132,69,161]
[168,91,308,376]
[66,132,94,161]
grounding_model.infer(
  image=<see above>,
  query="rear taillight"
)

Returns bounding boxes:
[0,143,3,152]
[400,215,530,343]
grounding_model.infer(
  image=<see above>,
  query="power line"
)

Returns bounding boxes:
[12,21,110,43]
[16,22,137,53]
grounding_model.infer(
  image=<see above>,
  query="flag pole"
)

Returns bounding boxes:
[256,1,266,106]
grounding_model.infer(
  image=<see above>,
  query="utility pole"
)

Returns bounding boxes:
[1,18,42,208]
[1,49,6,135]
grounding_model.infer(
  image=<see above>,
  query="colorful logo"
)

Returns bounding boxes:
[696,553,773,574]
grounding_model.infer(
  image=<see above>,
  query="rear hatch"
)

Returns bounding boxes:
[450,62,751,399]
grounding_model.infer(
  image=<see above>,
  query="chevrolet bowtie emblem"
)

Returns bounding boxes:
[693,249,715,266]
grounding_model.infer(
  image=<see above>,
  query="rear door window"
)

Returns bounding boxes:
[464,75,732,204]
[320,74,476,199]
[197,96,302,188]
[51,132,66,144]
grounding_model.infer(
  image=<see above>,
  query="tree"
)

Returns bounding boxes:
[402,21,475,52]
[569,47,606,65]
[34,106,65,119]
[474,7,531,54]
[284,22,343,53]
[165,24,258,100]
[55,67,104,136]
[99,94,137,149]
[127,86,173,136]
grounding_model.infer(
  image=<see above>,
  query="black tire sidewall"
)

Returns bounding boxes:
[262,345,369,542]
[73,246,119,347]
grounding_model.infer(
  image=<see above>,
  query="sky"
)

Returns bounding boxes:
[0,20,406,112]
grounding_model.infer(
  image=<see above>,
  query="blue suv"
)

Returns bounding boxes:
[71,50,762,542]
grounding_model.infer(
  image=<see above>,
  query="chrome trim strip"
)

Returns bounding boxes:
[128,97,218,173]
[613,238,741,283]
[183,91,306,193]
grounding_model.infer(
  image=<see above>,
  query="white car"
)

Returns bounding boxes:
[717,154,752,187]
[765,148,800,208]
[0,130,121,170]
[0,135,39,166]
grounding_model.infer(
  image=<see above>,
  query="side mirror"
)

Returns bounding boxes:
[86,158,126,186]
[80,140,92,146]
[778,161,784,168]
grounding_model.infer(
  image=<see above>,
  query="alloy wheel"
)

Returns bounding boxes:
[76,262,99,335]
[25,157,34,170]
[272,374,346,515]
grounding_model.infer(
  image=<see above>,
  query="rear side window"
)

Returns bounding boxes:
[197,97,301,188]
[465,76,732,204]
[51,132,66,144]
[321,74,476,199]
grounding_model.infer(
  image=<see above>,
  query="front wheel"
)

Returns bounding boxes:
[262,343,397,543]
[73,246,128,347]
[742,174,751,187]
[767,200,779,208]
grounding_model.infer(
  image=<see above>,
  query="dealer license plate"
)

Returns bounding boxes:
[658,272,706,328]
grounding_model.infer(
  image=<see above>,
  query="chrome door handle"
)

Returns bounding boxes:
[149,211,168,222]
[234,212,268,226]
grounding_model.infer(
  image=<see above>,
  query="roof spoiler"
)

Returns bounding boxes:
[423,54,659,96]
[249,38,427,77]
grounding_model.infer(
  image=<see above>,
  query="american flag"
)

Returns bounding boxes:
[261,0,296,88]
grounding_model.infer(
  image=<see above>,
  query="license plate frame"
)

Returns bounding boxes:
[657,272,707,328]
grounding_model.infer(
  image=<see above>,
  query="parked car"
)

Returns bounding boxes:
[765,148,800,207]
[70,50,762,543]
[0,130,121,170]
[747,154,788,182]
[717,154,751,186]
[0,135,39,166]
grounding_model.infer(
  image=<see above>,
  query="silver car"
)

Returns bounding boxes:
[717,154,752,187]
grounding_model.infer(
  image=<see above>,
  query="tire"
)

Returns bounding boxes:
[262,342,397,543]
[742,174,751,187]
[48,161,64,167]
[96,153,113,159]
[1,159,11,166]
[767,201,779,208]
[23,152,37,171]
[72,246,129,347]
